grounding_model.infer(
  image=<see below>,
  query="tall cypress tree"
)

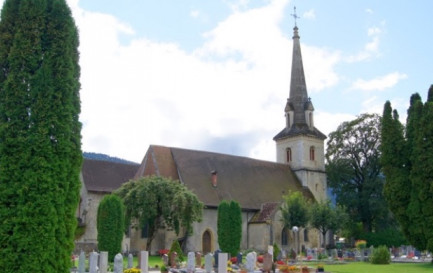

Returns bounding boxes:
[380,102,411,240]
[97,195,125,261]
[0,1,82,272]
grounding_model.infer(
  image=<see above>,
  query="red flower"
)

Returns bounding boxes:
[230,257,237,263]
[158,249,170,256]
[257,255,263,263]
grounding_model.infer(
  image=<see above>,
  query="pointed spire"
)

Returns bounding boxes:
[273,10,326,141]
[289,24,309,126]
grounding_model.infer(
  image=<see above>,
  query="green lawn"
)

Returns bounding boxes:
[314,262,432,273]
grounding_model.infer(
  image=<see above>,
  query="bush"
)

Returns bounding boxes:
[273,243,281,261]
[168,240,184,265]
[370,245,391,264]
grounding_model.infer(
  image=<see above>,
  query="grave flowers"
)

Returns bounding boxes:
[316,264,324,272]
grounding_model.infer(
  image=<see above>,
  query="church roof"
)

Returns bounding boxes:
[136,145,315,210]
[81,159,139,193]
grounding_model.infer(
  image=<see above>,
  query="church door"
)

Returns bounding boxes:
[202,230,212,254]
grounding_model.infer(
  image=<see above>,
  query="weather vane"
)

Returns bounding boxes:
[290,6,300,27]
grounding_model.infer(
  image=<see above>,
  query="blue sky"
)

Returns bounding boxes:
[1,0,432,163]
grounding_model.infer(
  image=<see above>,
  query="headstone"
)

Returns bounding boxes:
[205,253,213,273]
[236,253,243,265]
[262,253,272,273]
[128,253,134,268]
[78,251,85,273]
[196,252,202,267]
[245,252,256,273]
[162,254,169,266]
[187,252,195,273]
[214,250,221,268]
[113,253,123,273]
[218,253,228,273]
[89,251,99,273]
[100,251,108,273]
[170,251,178,268]
[140,251,149,273]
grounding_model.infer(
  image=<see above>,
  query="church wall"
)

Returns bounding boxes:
[248,223,270,253]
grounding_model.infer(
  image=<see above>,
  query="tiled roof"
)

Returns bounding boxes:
[81,159,139,193]
[250,202,281,223]
[135,145,315,210]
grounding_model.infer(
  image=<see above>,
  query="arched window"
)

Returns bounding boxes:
[309,146,315,161]
[286,148,292,163]
[309,112,313,127]
[281,227,288,246]
[304,228,309,242]
[286,113,291,128]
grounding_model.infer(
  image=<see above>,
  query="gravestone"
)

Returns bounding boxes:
[245,252,256,273]
[100,251,108,273]
[170,251,178,268]
[187,252,195,273]
[196,252,202,267]
[140,251,149,273]
[262,253,272,273]
[214,250,221,269]
[205,253,213,273]
[128,253,134,268]
[218,253,228,273]
[89,251,99,273]
[78,251,85,273]
[236,252,243,265]
[113,253,123,273]
[162,254,169,266]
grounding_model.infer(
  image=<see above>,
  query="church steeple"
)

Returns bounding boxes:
[273,20,326,141]
[273,9,327,202]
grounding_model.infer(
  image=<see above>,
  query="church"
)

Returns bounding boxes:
[75,24,328,255]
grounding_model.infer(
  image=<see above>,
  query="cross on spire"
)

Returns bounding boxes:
[290,6,300,27]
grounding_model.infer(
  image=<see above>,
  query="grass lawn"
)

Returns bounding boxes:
[314,262,432,273]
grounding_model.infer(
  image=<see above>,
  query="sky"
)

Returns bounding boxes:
[1,0,432,163]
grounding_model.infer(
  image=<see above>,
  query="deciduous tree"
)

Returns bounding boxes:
[115,176,203,250]
[326,114,388,233]
[0,1,82,272]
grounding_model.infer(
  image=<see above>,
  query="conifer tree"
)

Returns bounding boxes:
[0,1,82,272]
[97,195,125,261]
[380,102,411,240]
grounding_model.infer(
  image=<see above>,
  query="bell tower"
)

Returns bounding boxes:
[273,17,327,201]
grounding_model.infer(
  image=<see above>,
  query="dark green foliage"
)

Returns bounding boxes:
[273,243,280,262]
[310,200,348,247]
[326,114,389,233]
[115,176,203,250]
[0,1,81,272]
[360,228,407,248]
[97,194,125,261]
[381,88,433,252]
[370,245,391,264]
[280,191,309,229]
[217,200,242,256]
[168,240,184,265]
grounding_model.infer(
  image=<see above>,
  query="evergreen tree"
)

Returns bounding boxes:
[380,102,411,240]
[381,86,433,253]
[97,195,125,261]
[0,1,81,272]
[228,201,242,256]
[217,200,231,254]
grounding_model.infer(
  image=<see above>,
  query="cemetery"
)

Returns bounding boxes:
[71,243,432,273]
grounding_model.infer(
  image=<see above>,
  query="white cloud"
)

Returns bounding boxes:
[303,9,316,20]
[351,72,408,91]
[365,8,374,14]
[368,26,381,36]
[346,24,384,63]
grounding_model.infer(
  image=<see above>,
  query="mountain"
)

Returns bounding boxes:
[83,152,139,165]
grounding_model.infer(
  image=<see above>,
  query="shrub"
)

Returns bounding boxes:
[273,243,281,261]
[370,245,391,264]
[168,240,184,265]
[124,268,141,273]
